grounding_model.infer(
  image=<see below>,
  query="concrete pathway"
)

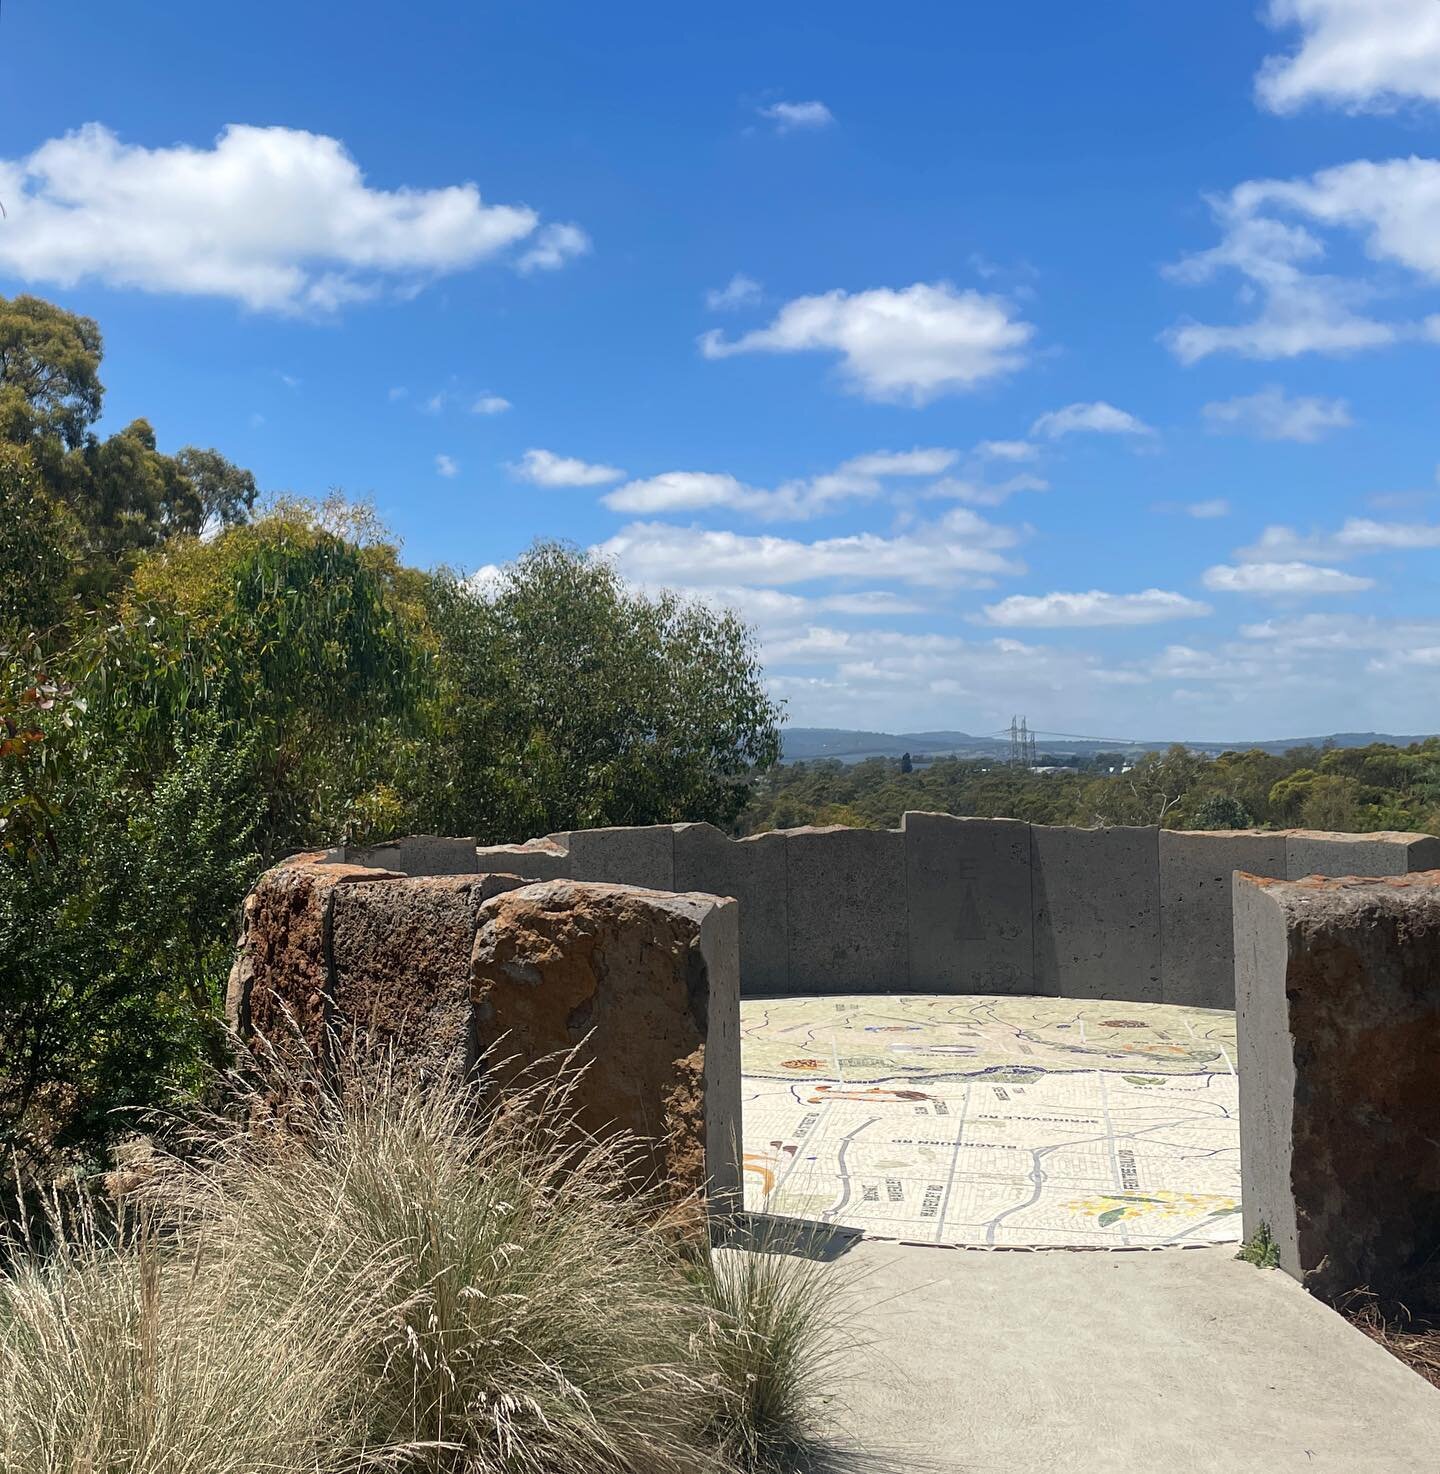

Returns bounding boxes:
[811,1240,1440,1473]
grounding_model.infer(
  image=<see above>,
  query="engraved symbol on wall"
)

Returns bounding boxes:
[954,860,985,942]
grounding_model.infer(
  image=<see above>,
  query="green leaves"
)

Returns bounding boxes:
[414,543,782,840]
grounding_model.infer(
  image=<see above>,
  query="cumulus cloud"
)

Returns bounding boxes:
[1163,158,1440,362]
[1257,0,1440,114]
[1202,385,1353,441]
[0,123,576,313]
[602,448,960,521]
[1239,611,1440,651]
[1029,402,1155,439]
[435,454,459,478]
[1187,499,1231,519]
[1236,517,1440,562]
[508,448,625,487]
[757,100,836,133]
[516,222,591,273]
[976,439,1038,461]
[981,589,1211,628]
[1202,561,1374,594]
[652,583,928,631]
[705,273,763,310]
[699,282,1034,404]
[751,624,1145,733]
[594,508,1025,590]
[472,394,512,415]
[924,473,1048,507]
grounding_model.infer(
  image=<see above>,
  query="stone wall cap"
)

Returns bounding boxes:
[477,876,737,916]
[1237,868,1440,903]
[275,853,404,883]
[1282,828,1437,844]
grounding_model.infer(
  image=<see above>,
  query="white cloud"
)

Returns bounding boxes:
[924,472,1048,507]
[601,448,960,521]
[699,282,1034,404]
[752,623,1145,733]
[471,394,512,415]
[1187,499,1231,519]
[0,123,572,313]
[705,273,762,310]
[421,392,446,415]
[1029,402,1156,439]
[1257,0,1440,114]
[758,100,836,133]
[1202,561,1374,594]
[976,439,1038,461]
[388,386,408,402]
[841,447,958,478]
[435,454,459,478]
[595,508,1025,590]
[605,472,760,516]
[1239,611,1440,651]
[655,583,928,630]
[509,448,625,487]
[1163,158,1440,362]
[1202,385,1353,441]
[516,222,591,273]
[1237,517,1440,562]
[981,589,1211,628]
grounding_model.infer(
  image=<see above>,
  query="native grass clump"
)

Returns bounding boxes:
[0,1058,849,1474]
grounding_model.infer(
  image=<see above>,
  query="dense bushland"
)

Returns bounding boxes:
[741,742,1440,836]
[0,293,780,1170]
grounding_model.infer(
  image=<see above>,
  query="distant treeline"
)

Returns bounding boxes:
[739,741,1440,836]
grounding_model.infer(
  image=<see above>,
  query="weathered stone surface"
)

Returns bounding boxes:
[784,825,907,994]
[1032,825,1160,1001]
[471,880,741,1210]
[554,824,677,890]
[226,854,400,1071]
[1235,871,1440,1299]
[335,835,480,875]
[1159,830,1286,1008]
[1284,829,1440,881]
[674,822,788,994]
[329,873,526,1080]
[904,812,1032,994]
[471,837,573,881]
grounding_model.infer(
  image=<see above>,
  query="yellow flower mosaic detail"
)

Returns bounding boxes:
[1065,1191,1239,1228]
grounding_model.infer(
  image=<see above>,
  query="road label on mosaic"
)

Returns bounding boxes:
[741,994,1240,1248]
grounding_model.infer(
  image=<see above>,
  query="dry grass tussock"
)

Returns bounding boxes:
[1338,1285,1440,1391]
[0,1058,855,1474]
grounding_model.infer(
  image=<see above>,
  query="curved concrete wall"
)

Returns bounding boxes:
[341,815,1440,1009]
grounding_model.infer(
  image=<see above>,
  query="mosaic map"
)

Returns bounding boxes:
[740,994,1241,1248]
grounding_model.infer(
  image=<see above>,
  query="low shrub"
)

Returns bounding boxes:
[0,1058,850,1474]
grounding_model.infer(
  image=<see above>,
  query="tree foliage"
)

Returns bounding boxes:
[0,295,782,1168]
[0,294,256,591]
[415,544,781,839]
[742,741,1440,838]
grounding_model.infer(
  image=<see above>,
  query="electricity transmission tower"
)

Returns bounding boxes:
[1009,716,1038,767]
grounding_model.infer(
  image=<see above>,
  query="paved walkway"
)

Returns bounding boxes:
[806,1240,1440,1473]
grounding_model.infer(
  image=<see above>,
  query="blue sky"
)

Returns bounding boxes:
[3,0,1439,741]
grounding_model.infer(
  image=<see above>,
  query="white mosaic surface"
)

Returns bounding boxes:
[741,994,1241,1248]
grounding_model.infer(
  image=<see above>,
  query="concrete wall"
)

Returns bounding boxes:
[1032,825,1161,1001]
[1234,872,1440,1299]
[904,813,1033,995]
[1161,831,1287,1009]
[347,818,1440,1008]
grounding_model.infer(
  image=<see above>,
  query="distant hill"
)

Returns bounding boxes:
[780,726,1435,765]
